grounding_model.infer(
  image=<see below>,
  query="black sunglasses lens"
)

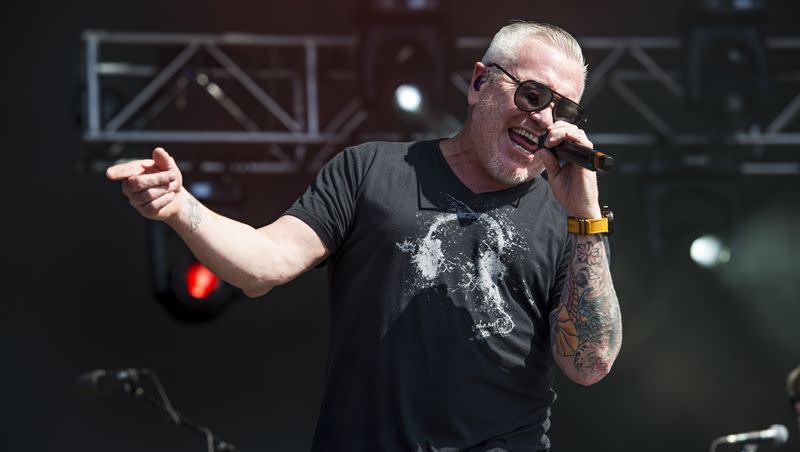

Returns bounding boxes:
[514,81,551,111]
[512,79,585,124]
[554,101,583,125]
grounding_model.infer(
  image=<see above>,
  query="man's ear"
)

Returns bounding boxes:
[473,75,484,91]
[467,62,488,105]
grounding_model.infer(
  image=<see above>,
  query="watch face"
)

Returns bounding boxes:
[601,206,614,234]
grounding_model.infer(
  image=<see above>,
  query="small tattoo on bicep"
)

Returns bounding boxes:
[188,196,202,232]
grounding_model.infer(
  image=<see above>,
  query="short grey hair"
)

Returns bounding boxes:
[481,21,588,83]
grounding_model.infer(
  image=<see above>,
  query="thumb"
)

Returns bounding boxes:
[537,147,561,181]
[152,147,175,171]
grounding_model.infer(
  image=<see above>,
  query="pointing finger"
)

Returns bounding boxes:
[106,159,156,181]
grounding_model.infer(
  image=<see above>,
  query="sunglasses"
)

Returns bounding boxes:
[485,63,587,126]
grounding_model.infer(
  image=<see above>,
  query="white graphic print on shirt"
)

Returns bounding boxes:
[396,197,530,340]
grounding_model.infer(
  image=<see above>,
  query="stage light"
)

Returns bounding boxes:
[356,2,449,137]
[394,84,423,113]
[690,234,731,268]
[187,178,242,203]
[188,181,213,200]
[149,221,238,323]
[644,180,736,258]
[185,261,221,300]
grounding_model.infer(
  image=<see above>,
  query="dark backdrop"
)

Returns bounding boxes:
[6,1,800,451]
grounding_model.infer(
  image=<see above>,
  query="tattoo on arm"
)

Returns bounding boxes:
[551,235,622,380]
[188,196,202,232]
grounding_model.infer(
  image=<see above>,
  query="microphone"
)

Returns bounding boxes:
[537,132,614,172]
[788,365,800,432]
[712,424,789,448]
[77,368,141,394]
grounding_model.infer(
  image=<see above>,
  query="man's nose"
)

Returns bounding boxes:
[529,101,556,126]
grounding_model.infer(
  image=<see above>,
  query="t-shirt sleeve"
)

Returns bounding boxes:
[283,146,371,255]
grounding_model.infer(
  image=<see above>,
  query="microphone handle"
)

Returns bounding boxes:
[538,133,614,172]
[552,141,614,172]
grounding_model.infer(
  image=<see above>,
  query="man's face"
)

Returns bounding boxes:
[468,39,585,186]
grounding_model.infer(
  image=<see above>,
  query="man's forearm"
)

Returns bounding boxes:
[550,234,622,385]
[165,191,284,296]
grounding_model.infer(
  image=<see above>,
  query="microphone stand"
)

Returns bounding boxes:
[108,368,238,452]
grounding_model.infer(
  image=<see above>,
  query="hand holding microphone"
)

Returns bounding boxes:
[534,124,608,219]
[538,131,614,172]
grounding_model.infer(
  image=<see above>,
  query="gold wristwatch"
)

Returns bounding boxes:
[567,206,614,235]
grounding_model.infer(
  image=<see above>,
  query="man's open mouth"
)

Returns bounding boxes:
[508,128,539,154]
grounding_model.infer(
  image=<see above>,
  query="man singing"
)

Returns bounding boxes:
[107,21,622,452]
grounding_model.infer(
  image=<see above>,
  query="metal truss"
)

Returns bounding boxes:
[83,31,800,174]
[82,31,368,173]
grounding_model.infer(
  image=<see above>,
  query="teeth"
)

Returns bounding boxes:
[512,142,533,154]
[510,128,538,144]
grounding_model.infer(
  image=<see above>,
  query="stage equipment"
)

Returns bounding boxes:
[81,31,800,175]
[644,180,737,257]
[355,0,450,136]
[394,84,423,113]
[709,424,788,452]
[77,368,239,452]
[685,0,771,133]
[689,234,731,268]
[149,220,238,322]
[78,368,142,394]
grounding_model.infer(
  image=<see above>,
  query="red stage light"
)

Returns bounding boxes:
[185,262,220,300]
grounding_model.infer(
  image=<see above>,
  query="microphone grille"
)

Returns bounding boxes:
[770,424,789,444]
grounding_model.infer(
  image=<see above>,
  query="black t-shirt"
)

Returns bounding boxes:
[285,140,571,452]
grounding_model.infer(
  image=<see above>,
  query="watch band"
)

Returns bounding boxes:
[567,216,609,235]
[567,206,613,235]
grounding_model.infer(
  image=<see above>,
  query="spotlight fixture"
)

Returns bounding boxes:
[149,222,238,323]
[356,1,449,136]
[394,84,423,113]
[690,234,731,268]
[184,261,222,300]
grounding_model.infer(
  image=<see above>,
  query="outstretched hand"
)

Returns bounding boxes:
[106,147,184,221]
[536,121,602,219]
